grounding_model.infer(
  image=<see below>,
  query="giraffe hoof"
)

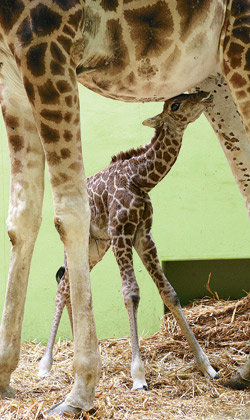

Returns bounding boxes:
[47,400,83,418]
[135,385,148,391]
[224,372,250,390]
[0,385,15,399]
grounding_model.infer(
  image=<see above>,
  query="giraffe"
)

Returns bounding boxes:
[39,92,217,390]
[0,0,249,416]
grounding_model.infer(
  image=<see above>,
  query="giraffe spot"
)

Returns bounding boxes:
[50,42,67,65]
[41,109,63,123]
[5,114,19,129]
[17,17,33,45]
[0,0,24,33]
[150,173,160,182]
[245,49,250,71]
[47,151,61,165]
[69,162,82,173]
[52,0,78,11]
[38,79,60,104]
[31,4,62,37]
[56,80,72,93]
[106,19,129,74]
[230,72,247,88]
[64,130,73,142]
[64,112,73,122]
[232,26,249,44]
[57,35,72,54]
[50,60,65,75]
[63,24,76,38]
[124,223,135,236]
[118,210,128,224]
[41,122,60,143]
[26,43,47,76]
[129,209,138,224]
[155,161,166,174]
[163,151,171,162]
[100,0,118,12]
[68,9,84,30]
[124,2,173,60]
[9,135,24,152]
[177,0,208,41]
[12,158,22,174]
[61,148,71,159]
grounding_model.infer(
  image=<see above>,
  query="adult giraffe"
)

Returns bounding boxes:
[0,0,249,417]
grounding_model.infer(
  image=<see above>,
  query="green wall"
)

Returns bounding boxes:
[0,86,249,343]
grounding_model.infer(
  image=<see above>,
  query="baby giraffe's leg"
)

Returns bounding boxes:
[111,233,147,390]
[38,269,71,378]
[39,239,110,378]
[134,232,218,379]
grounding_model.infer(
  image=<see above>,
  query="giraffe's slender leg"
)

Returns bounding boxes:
[39,239,110,379]
[191,74,250,215]
[9,43,101,414]
[38,273,70,379]
[0,52,45,397]
[225,356,250,390]
[220,0,250,141]
[110,233,148,390]
[134,231,218,380]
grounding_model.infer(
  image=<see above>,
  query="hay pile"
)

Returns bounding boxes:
[0,294,249,419]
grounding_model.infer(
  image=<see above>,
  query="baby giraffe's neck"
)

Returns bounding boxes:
[130,122,185,193]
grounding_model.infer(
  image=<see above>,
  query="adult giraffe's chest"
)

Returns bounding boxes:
[76,0,227,102]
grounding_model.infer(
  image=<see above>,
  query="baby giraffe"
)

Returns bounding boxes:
[39,91,217,389]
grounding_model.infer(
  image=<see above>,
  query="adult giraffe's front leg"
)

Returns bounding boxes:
[191,73,250,216]
[0,51,45,398]
[11,40,100,418]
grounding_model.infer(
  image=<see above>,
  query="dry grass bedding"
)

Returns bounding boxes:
[0,294,249,419]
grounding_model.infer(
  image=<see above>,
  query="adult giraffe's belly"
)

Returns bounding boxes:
[76,0,225,103]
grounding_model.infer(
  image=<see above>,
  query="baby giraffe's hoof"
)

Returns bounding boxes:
[0,385,15,399]
[47,400,83,418]
[225,372,250,390]
[135,385,148,391]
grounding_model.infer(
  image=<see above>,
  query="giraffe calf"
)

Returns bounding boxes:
[39,92,218,389]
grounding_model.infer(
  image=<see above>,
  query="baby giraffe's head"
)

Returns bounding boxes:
[143,91,214,130]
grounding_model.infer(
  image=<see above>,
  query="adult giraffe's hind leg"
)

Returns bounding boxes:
[0,49,45,397]
[191,73,250,215]
[220,0,250,140]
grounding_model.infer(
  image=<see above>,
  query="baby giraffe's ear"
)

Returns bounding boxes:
[142,113,163,128]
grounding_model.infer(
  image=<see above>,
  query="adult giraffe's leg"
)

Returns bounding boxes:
[191,73,250,215]
[220,0,250,140]
[0,51,45,397]
[111,233,147,390]
[11,41,100,416]
[225,356,250,390]
[134,231,218,379]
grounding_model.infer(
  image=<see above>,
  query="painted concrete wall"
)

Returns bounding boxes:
[0,85,249,343]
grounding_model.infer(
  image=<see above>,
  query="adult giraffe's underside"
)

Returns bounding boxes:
[0,0,249,416]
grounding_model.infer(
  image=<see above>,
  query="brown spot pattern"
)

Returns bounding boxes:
[31,4,62,37]
[124,1,173,59]
[41,122,60,143]
[26,43,47,76]
[0,0,24,33]
[38,79,60,104]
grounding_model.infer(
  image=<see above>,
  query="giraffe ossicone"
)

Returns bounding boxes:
[0,0,249,417]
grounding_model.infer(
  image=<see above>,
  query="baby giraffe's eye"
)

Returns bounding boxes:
[171,102,180,112]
